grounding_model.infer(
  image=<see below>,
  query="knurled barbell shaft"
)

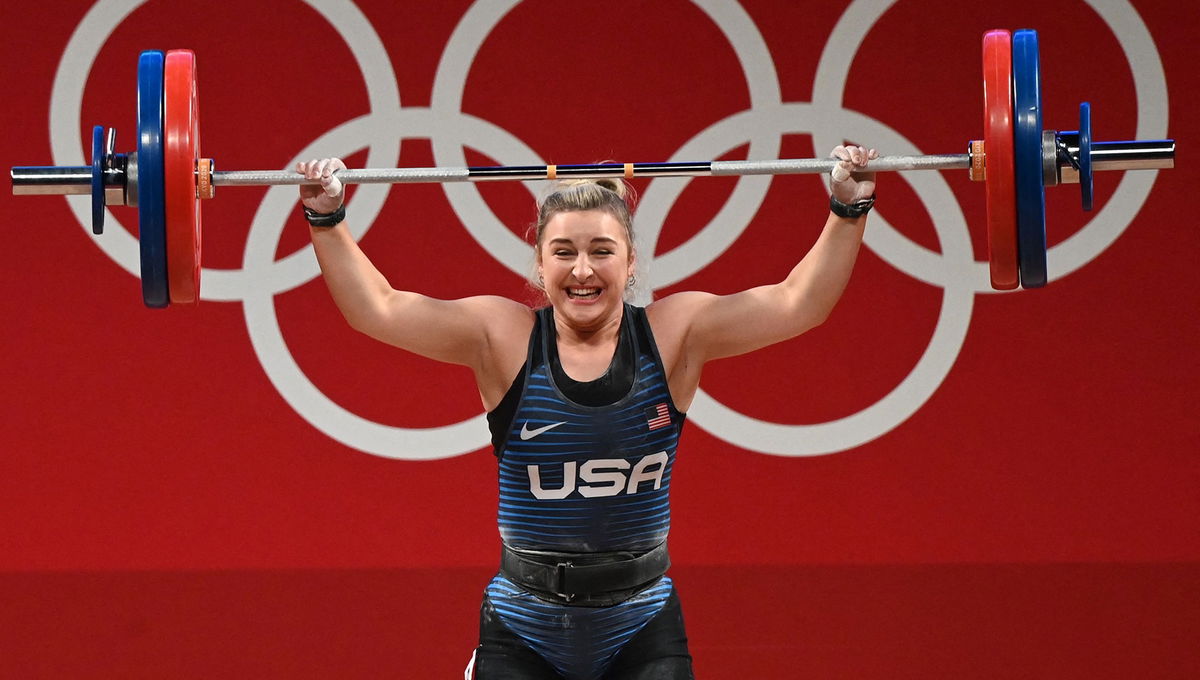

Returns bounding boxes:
[212,154,973,186]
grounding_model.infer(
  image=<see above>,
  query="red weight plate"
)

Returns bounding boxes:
[164,49,202,304]
[982,30,1018,291]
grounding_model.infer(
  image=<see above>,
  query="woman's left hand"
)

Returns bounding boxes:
[296,157,347,215]
[829,145,878,204]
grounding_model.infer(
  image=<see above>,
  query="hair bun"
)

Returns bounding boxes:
[594,177,626,198]
[556,176,627,199]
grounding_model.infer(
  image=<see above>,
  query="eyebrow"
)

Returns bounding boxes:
[548,237,620,245]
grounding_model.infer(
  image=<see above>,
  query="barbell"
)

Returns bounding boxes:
[10,29,1175,308]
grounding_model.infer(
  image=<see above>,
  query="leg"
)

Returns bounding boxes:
[603,588,694,680]
[472,598,564,680]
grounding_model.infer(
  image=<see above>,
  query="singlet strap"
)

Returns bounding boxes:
[487,312,540,458]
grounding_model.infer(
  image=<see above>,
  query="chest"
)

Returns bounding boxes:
[500,362,679,503]
[556,342,618,382]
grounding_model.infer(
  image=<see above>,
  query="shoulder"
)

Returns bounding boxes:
[643,291,719,358]
[464,295,536,340]
[644,291,718,331]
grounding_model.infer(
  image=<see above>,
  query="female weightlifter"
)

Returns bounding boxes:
[296,144,877,680]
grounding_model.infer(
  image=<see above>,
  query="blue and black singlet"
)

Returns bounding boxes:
[482,304,686,679]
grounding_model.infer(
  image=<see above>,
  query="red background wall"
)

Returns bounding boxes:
[2,1,1197,677]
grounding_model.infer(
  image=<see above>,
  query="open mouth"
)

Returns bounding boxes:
[566,287,601,300]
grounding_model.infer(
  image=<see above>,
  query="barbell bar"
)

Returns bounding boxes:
[10,29,1176,307]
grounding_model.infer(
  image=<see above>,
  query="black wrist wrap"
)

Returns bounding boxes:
[304,203,346,227]
[830,193,876,219]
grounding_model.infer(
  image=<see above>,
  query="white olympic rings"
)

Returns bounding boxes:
[51,0,1168,459]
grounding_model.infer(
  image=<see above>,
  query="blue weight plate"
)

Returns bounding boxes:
[1079,102,1093,211]
[1012,29,1047,288]
[91,125,105,235]
[137,51,169,308]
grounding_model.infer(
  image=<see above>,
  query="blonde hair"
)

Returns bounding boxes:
[533,177,636,253]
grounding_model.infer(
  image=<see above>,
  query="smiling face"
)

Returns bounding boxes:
[537,209,636,332]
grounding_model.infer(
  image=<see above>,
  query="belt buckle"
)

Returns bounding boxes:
[555,561,575,603]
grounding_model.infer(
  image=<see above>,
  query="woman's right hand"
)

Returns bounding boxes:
[829,145,877,205]
[296,158,346,214]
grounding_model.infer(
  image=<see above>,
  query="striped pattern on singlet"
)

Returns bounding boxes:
[495,305,682,553]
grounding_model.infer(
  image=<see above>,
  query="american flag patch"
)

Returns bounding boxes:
[646,403,671,430]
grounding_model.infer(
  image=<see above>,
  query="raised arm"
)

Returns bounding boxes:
[298,159,532,385]
[647,146,876,405]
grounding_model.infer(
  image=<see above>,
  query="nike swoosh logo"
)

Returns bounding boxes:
[519,421,568,441]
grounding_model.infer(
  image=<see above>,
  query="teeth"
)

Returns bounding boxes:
[568,288,600,298]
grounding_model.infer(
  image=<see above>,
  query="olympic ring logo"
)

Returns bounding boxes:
[51,0,1168,459]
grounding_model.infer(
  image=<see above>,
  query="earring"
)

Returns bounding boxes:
[626,274,637,289]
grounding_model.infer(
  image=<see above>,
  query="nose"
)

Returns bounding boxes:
[572,255,593,281]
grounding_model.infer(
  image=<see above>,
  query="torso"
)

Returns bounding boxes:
[488,304,683,553]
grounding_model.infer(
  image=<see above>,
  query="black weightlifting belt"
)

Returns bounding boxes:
[500,541,670,607]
